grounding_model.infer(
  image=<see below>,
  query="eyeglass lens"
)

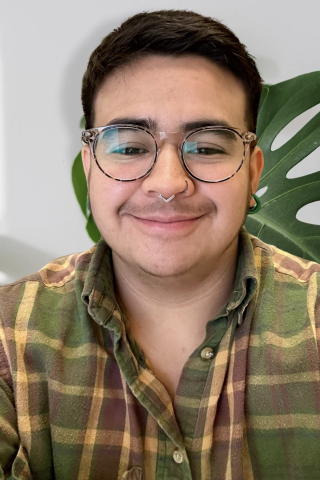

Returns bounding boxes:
[94,127,244,182]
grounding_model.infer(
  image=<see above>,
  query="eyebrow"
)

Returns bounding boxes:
[103,116,236,132]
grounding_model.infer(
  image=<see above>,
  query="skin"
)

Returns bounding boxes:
[82,54,264,399]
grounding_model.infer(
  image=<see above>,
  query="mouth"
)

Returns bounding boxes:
[131,214,203,231]
[136,214,201,222]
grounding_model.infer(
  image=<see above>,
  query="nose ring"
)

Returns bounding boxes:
[159,180,188,202]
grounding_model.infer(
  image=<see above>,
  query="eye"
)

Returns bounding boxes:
[112,146,148,155]
[184,142,226,155]
[193,146,225,155]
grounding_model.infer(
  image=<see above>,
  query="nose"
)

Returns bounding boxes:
[141,142,194,199]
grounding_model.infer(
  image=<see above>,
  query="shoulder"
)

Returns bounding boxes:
[248,234,320,283]
[247,234,320,335]
[1,245,96,289]
[0,245,97,318]
[37,245,97,288]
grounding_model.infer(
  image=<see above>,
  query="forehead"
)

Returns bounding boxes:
[93,54,247,131]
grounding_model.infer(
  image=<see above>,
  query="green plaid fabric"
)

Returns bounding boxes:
[1,228,320,480]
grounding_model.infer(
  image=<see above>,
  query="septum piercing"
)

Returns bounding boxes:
[159,180,188,202]
[159,194,175,203]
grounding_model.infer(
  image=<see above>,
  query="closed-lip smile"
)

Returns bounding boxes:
[129,214,205,232]
[134,214,201,223]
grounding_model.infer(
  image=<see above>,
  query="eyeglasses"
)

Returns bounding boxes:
[81,124,257,183]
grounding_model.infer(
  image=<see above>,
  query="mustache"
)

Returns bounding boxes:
[119,199,216,217]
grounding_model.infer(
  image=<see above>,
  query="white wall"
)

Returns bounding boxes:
[0,0,319,284]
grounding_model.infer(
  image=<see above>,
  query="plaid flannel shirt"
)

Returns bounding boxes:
[1,228,320,480]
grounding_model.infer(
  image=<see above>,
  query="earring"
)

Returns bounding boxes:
[248,193,261,214]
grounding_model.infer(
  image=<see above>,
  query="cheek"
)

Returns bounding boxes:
[205,174,248,207]
[89,171,128,207]
[209,174,249,224]
[89,173,139,230]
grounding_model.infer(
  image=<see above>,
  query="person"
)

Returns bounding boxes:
[0,9,319,480]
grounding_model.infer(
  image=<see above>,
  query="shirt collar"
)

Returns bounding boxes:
[81,240,118,328]
[224,227,258,325]
[81,227,258,328]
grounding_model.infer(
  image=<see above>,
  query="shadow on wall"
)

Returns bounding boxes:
[0,18,122,287]
[60,16,123,165]
[0,236,55,285]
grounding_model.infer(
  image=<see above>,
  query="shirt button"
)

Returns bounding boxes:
[172,448,184,464]
[200,347,214,360]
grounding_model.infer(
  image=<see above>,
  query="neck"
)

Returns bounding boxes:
[112,239,239,400]
[112,238,239,333]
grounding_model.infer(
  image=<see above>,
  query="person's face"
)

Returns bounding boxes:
[82,55,264,278]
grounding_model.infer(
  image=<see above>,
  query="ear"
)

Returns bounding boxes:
[249,146,264,194]
[81,145,91,182]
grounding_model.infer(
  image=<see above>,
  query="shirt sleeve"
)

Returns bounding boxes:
[0,312,32,480]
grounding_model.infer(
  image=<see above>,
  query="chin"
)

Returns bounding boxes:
[117,249,198,279]
[139,261,192,279]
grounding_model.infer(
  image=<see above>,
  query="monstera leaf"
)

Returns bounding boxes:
[72,72,320,260]
[245,72,320,262]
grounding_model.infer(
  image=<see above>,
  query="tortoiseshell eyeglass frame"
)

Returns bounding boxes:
[81,124,257,183]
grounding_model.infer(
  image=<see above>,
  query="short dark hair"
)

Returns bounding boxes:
[82,10,263,132]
